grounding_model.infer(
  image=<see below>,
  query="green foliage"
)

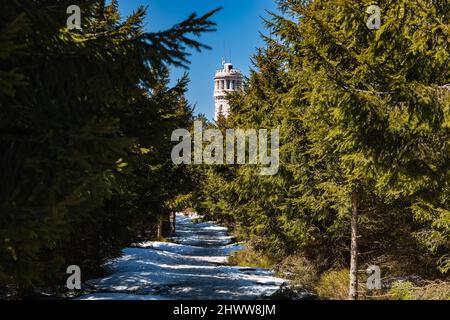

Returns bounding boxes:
[389,281,415,300]
[0,0,218,294]
[194,0,450,300]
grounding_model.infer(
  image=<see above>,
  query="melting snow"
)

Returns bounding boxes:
[77,213,285,300]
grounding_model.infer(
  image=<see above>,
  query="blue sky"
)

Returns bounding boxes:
[117,0,279,120]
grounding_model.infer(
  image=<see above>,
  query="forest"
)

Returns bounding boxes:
[0,0,449,300]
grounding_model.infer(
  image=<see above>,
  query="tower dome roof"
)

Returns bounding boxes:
[215,61,242,78]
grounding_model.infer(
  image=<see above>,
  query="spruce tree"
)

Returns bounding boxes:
[195,0,449,300]
[0,0,218,295]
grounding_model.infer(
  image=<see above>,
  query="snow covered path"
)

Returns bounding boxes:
[77,213,286,300]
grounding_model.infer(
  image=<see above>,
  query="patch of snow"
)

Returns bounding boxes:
[76,213,286,300]
[76,293,170,300]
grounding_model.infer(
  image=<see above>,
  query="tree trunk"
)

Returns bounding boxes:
[160,214,172,237]
[349,189,359,300]
[156,221,162,239]
[171,212,176,234]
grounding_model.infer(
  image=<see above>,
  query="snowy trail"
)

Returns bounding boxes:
[77,213,285,300]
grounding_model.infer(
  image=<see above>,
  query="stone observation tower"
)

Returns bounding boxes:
[214,61,243,121]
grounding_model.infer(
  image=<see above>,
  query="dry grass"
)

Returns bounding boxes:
[230,249,450,300]
[228,247,274,269]
[314,269,350,300]
[388,280,450,300]
[275,255,319,291]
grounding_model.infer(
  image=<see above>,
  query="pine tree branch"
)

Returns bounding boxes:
[344,84,450,96]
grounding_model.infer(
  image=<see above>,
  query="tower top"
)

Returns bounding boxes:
[216,61,241,77]
[224,63,233,71]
